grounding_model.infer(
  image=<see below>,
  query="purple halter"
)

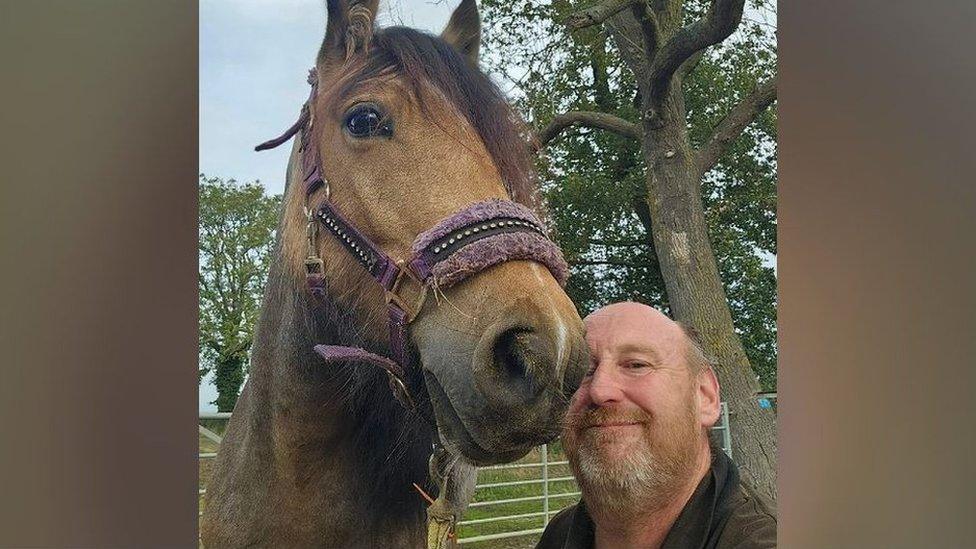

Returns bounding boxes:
[256,70,569,409]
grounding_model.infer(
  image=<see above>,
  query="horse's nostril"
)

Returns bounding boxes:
[493,328,532,380]
[480,321,562,406]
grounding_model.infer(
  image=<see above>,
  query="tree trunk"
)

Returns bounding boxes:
[603,7,778,503]
[638,85,778,503]
[214,353,246,412]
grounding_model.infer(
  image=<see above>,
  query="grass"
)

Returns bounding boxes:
[199,420,578,549]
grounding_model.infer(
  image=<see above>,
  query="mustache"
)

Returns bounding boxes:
[565,407,651,430]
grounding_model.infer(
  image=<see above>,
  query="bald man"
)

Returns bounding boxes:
[536,302,775,549]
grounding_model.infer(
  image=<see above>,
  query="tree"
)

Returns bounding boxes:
[481,0,778,501]
[199,175,281,412]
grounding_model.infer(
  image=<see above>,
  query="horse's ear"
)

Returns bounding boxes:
[441,0,480,67]
[318,0,379,68]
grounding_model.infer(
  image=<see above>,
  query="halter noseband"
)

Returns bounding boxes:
[256,69,569,409]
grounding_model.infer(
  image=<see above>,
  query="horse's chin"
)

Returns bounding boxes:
[442,431,534,466]
[423,370,555,466]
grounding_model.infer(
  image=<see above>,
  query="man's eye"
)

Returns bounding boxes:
[625,361,650,369]
[343,104,393,138]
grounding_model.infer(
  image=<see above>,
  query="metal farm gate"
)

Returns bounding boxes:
[199,403,731,545]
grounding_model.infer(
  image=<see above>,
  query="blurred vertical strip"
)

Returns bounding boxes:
[780,0,976,547]
[0,1,198,547]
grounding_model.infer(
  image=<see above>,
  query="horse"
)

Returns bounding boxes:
[201,1,587,546]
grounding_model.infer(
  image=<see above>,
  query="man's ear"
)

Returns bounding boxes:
[696,366,721,429]
[317,0,380,69]
[441,0,481,68]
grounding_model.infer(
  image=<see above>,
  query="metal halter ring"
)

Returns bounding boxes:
[304,207,324,275]
[303,180,331,276]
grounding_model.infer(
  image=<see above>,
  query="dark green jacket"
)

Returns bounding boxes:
[535,450,776,549]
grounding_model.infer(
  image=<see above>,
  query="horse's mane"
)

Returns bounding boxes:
[333,26,541,210]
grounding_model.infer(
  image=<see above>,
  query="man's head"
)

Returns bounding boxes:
[562,302,721,515]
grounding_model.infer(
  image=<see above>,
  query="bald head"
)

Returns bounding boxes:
[584,302,710,374]
[585,302,679,333]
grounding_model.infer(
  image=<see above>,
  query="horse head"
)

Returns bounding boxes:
[278,0,587,465]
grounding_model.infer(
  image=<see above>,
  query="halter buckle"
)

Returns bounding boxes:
[304,257,324,275]
[386,261,428,322]
[303,204,324,275]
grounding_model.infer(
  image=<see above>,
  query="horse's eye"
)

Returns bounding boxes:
[343,104,393,139]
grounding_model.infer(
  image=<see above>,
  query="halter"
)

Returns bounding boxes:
[256,69,569,409]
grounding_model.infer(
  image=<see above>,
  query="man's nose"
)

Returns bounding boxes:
[585,363,624,406]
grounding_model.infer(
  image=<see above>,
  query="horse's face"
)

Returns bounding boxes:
[284,0,587,464]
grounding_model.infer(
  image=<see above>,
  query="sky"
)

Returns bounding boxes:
[199,0,460,411]
[200,0,458,197]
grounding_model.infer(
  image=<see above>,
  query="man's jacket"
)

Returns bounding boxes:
[535,449,776,548]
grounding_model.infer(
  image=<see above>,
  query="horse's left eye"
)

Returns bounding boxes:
[343,104,393,139]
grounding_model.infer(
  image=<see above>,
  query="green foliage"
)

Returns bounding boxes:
[481,0,778,390]
[199,175,281,411]
[684,0,777,389]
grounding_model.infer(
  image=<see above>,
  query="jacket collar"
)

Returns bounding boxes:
[661,448,737,549]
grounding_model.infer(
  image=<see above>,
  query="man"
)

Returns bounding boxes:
[537,302,775,549]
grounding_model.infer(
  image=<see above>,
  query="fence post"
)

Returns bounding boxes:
[721,402,732,460]
[541,444,549,525]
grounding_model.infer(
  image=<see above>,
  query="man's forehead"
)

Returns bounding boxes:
[584,302,683,355]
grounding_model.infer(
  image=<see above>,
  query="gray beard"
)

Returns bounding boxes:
[564,411,701,522]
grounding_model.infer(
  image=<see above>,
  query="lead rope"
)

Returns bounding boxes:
[414,445,478,549]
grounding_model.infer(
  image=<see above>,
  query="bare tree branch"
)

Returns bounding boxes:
[605,8,651,85]
[564,0,636,31]
[648,0,745,103]
[629,1,660,60]
[534,111,640,151]
[695,76,777,175]
[588,238,646,246]
[570,259,652,268]
[678,50,704,79]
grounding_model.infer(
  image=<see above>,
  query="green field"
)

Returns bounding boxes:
[199,420,578,548]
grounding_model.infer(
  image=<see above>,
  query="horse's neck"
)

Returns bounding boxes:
[243,260,433,544]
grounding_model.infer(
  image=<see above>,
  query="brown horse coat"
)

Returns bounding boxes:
[201,2,586,547]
